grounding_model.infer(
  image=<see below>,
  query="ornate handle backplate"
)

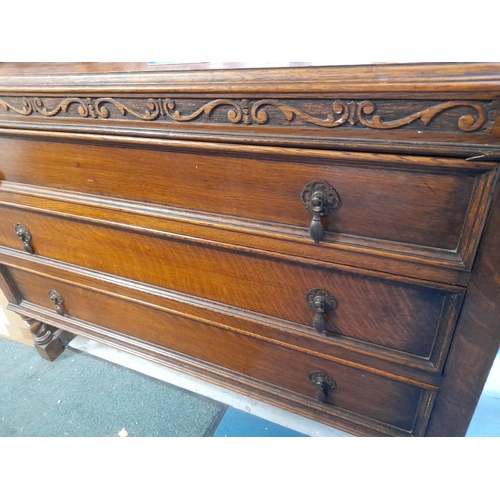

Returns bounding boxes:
[14,223,34,254]
[305,288,337,334]
[300,180,340,244]
[309,371,336,403]
[49,290,65,316]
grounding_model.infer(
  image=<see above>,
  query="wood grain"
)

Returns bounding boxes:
[0,63,499,437]
[0,204,465,367]
[0,135,494,264]
[0,264,22,304]
[0,248,448,382]
[0,63,499,94]
[0,63,498,158]
[426,179,500,436]
[0,183,474,285]
[6,265,433,435]
[0,96,493,134]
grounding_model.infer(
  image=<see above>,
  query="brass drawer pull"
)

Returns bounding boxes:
[49,290,65,316]
[300,180,340,244]
[309,371,336,403]
[305,288,337,334]
[14,223,34,254]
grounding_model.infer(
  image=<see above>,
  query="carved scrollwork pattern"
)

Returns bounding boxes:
[0,97,162,120]
[0,96,491,132]
[355,100,487,131]
[93,98,161,120]
[250,99,351,127]
[251,99,488,131]
[161,98,244,123]
[0,98,33,115]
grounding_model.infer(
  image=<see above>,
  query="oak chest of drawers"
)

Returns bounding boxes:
[0,62,499,436]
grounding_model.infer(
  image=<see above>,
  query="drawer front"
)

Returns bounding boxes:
[0,136,495,264]
[0,205,463,368]
[5,265,435,436]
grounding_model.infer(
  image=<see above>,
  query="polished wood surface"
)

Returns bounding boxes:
[0,203,464,368]
[0,180,474,285]
[0,62,320,75]
[426,179,500,436]
[0,136,494,259]
[0,63,499,436]
[0,63,499,92]
[0,249,445,385]
[5,265,432,436]
[0,63,499,159]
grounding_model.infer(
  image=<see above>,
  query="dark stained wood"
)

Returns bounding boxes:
[0,205,464,369]
[0,63,499,158]
[5,265,432,436]
[0,63,499,94]
[0,97,496,142]
[0,264,73,359]
[0,182,474,285]
[0,135,495,268]
[0,63,499,437]
[2,120,500,159]
[20,316,74,362]
[0,62,325,75]
[0,264,22,304]
[426,179,500,436]
[0,247,446,384]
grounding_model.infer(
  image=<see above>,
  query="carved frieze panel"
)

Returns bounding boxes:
[0,96,497,134]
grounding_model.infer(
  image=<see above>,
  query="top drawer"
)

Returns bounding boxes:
[0,135,496,270]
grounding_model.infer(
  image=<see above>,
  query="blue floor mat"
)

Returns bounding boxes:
[213,407,307,437]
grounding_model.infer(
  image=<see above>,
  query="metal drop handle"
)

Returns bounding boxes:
[309,371,336,403]
[305,288,338,334]
[300,180,340,244]
[14,223,34,254]
[49,290,65,316]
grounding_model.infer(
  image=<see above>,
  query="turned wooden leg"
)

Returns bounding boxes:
[21,316,76,361]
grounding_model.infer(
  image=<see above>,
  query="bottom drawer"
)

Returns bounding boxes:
[4,265,436,436]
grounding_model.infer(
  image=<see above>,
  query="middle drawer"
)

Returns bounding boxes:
[0,204,464,369]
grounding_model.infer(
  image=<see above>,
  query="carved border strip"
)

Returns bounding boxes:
[0,97,492,132]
